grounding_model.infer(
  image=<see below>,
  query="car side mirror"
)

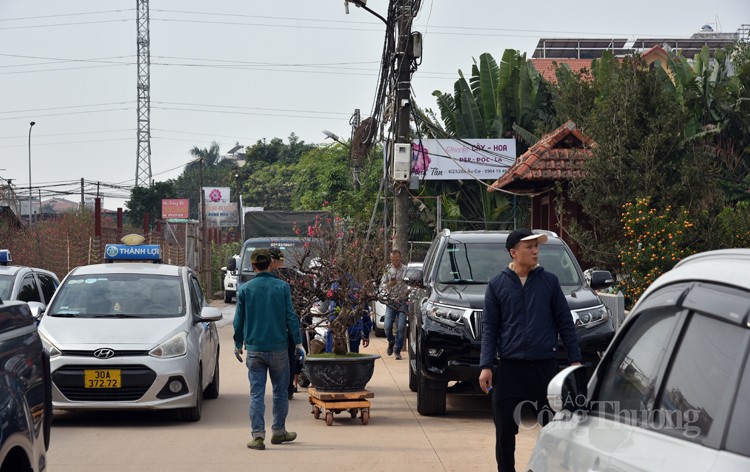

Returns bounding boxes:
[588,270,615,290]
[403,268,423,287]
[199,306,223,323]
[547,365,588,413]
[27,301,46,321]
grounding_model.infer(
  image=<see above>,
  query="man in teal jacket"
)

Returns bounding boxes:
[234,248,303,450]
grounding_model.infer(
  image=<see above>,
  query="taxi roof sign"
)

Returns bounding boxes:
[104,244,161,262]
[0,249,10,265]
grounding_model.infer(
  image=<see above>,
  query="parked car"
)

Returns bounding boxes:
[0,249,60,322]
[408,229,615,416]
[0,296,52,472]
[528,249,750,472]
[372,261,422,337]
[221,254,240,303]
[38,239,222,421]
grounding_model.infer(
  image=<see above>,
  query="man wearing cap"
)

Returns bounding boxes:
[268,247,302,401]
[234,248,304,450]
[479,229,582,472]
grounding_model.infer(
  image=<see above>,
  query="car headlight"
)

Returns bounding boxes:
[572,305,609,329]
[424,301,466,326]
[149,332,188,358]
[39,332,61,358]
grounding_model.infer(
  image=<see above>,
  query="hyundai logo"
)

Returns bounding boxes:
[93,348,115,359]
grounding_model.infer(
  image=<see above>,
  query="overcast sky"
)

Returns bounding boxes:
[1,0,747,210]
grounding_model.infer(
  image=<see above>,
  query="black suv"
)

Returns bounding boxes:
[407,229,615,416]
[0,297,52,472]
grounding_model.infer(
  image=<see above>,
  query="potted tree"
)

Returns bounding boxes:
[285,215,390,392]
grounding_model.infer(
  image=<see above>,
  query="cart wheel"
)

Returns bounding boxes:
[349,408,358,418]
[361,409,370,425]
[313,406,321,419]
[325,412,334,426]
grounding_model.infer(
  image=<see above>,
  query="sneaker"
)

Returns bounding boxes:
[387,343,394,356]
[395,353,402,360]
[271,431,297,444]
[288,391,294,400]
[247,437,265,450]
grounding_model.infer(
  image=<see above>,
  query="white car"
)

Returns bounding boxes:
[0,249,60,321]
[527,249,750,471]
[38,240,222,421]
[222,254,240,303]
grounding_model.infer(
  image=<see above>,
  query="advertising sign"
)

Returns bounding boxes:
[202,187,231,203]
[411,139,516,180]
[161,199,189,219]
[206,202,238,228]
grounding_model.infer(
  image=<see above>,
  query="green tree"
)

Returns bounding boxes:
[125,181,177,226]
[237,134,316,210]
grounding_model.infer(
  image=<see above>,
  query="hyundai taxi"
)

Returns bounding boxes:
[37,237,222,421]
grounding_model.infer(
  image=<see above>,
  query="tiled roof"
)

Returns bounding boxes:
[530,58,592,83]
[489,120,593,193]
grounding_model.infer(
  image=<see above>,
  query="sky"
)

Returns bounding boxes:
[1,0,748,210]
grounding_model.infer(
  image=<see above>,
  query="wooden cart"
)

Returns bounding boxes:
[308,387,374,426]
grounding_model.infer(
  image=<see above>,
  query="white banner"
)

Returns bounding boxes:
[202,187,231,203]
[411,139,516,180]
[206,202,238,227]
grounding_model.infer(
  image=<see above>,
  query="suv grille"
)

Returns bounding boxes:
[466,310,482,340]
[53,365,157,401]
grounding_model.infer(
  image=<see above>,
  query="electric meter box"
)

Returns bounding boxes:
[392,143,411,181]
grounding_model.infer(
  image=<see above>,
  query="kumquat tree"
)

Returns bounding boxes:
[619,197,696,305]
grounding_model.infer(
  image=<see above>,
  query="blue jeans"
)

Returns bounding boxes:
[384,305,407,353]
[246,350,290,439]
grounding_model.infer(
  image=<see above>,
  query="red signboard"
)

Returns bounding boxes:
[161,199,189,219]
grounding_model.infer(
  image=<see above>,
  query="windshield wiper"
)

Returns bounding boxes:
[439,280,486,285]
[96,314,140,318]
[50,313,79,318]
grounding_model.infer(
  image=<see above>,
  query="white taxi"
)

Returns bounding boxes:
[37,237,222,421]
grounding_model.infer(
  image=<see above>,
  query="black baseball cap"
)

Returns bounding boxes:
[269,247,284,261]
[250,248,272,264]
[506,229,548,251]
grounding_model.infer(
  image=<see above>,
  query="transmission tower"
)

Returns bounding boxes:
[136,0,152,187]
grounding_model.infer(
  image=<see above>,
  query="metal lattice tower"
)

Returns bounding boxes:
[136,0,152,187]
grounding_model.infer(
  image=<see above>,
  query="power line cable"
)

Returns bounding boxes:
[0,9,135,22]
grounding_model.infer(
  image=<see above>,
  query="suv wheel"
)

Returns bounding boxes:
[416,352,446,416]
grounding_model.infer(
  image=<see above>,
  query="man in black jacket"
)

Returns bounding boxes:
[479,229,582,472]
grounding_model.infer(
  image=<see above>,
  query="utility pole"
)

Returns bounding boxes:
[393,0,413,255]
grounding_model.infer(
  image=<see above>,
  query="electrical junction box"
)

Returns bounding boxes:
[392,143,411,181]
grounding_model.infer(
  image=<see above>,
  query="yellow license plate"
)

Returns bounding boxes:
[84,369,121,388]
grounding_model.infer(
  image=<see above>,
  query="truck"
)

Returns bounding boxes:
[237,211,330,290]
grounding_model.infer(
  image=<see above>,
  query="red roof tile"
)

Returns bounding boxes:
[489,120,594,193]
[530,58,593,83]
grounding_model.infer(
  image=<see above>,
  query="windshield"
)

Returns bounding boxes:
[48,273,185,318]
[0,275,13,300]
[239,240,306,273]
[436,241,582,287]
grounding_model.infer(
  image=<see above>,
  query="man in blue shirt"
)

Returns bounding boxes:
[479,229,582,471]
[234,248,304,450]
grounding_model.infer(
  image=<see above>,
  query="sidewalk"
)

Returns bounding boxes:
[215,301,540,471]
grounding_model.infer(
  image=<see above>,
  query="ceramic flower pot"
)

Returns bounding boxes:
[302,354,380,392]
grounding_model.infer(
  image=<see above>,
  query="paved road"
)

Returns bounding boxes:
[46,301,539,472]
